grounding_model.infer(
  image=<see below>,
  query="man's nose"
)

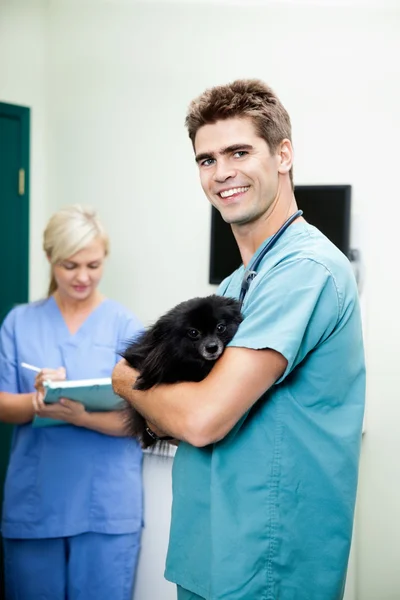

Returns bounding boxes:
[213,159,236,183]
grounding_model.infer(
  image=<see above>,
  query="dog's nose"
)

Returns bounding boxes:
[205,343,219,354]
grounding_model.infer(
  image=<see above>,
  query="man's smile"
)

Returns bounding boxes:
[217,186,250,199]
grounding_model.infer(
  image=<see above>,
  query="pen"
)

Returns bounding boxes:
[21,362,42,373]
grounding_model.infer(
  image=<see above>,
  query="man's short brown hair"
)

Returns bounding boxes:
[185,79,293,187]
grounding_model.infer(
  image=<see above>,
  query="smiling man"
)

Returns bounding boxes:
[112,80,366,600]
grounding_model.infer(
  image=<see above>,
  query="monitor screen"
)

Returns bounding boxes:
[209,184,351,285]
[294,184,351,257]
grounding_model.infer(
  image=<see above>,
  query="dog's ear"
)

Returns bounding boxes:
[133,321,174,390]
[134,341,174,390]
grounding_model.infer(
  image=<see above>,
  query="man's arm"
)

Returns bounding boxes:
[0,392,35,424]
[112,347,287,447]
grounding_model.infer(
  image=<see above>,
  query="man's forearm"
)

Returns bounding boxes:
[111,357,254,447]
[112,347,286,447]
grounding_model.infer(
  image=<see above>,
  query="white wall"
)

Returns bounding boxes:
[44,3,400,598]
[45,0,381,325]
[0,0,49,300]
[2,1,400,598]
[43,4,400,600]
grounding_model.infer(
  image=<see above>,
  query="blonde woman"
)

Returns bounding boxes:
[0,206,143,600]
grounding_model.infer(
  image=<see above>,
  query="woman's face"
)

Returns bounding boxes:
[52,238,106,303]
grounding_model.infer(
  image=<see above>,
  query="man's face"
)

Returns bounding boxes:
[194,117,283,226]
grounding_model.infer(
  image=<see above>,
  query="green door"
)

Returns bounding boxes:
[0,102,30,598]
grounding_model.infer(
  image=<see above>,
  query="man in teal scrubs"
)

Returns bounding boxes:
[113,79,366,600]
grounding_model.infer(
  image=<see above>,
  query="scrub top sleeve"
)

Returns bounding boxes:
[0,309,19,393]
[117,313,144,356]
[228,258,340,383]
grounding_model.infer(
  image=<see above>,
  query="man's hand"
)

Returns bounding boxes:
[112,359,139,399]
[112,360,174,440]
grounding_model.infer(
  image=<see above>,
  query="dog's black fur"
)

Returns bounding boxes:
[122,294,243,449]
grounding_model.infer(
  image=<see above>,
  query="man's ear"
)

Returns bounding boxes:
[277,139,293,176]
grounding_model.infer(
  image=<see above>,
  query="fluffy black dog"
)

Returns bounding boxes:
[122,294,243,449]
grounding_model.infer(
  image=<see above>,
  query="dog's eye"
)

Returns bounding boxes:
[216,323,226,334]
[187,328,201,340]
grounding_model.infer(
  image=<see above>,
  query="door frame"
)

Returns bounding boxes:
[0,101,30,304]
[0,101,30,600]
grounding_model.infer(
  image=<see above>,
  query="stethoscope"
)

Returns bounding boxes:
[238,209,303,307]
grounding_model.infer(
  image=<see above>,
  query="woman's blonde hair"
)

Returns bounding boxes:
[43,205,109,296]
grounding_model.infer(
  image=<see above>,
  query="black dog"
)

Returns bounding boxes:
[122,294,243,449]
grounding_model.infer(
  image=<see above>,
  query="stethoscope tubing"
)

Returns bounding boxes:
[239,209,303,306]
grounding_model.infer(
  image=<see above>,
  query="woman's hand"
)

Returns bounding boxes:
[33,393,88,426]
[34,367,66,395]
[32,366,87,426]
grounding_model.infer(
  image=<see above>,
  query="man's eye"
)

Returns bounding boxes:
[187,329,201,340]
[216,323,226,334]
[201,158,215,167]
[233,151,247,158]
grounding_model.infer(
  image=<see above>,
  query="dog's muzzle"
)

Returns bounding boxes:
[199,338,224,361]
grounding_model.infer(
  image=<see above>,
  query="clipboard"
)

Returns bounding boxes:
[32,377,125,428]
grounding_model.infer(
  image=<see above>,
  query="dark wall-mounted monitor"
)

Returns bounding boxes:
[209,184,352,285]
[294,184,351,257]
[209,208,242,285]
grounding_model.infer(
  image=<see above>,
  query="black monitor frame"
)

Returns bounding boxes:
[294,184,351,258]
[209,184,352,285]
[209,207,241,285]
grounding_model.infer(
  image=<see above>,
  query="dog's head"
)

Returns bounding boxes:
[160,295,243,363]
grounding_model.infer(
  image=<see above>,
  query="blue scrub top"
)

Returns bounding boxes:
[0,297,143,539]
[165,223,366,600]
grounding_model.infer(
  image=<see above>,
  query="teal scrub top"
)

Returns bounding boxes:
[165,222,366,600]
[0,297,144,539]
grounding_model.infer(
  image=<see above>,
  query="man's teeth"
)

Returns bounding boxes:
[219,186,249,198]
